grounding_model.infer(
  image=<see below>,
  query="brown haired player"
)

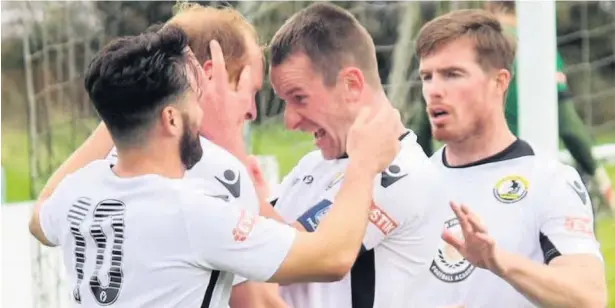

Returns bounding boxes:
[411,9,606,308]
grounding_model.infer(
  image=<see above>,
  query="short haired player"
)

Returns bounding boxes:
[238,3,449,308]
[411,9,607,308]
[28,25,403,307]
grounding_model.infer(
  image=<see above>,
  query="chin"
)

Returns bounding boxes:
[319,148,342,160]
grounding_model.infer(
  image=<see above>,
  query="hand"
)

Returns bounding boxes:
[442,202,505,275]
[346,106,401,175]
[245,155,271,200]
[200,40,252,156]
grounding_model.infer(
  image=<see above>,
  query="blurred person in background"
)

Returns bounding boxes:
[485,0,615,215]
[28,23,405,308]
[410,9,606,308]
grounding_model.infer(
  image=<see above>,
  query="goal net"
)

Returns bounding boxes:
[6,1,613,307]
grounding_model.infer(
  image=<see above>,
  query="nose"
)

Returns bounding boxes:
[283,105,301,130]
[422,78,444,104]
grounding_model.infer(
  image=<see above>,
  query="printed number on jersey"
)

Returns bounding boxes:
[68,197,126,305]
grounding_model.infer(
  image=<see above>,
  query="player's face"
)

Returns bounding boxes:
[419,38,503,143]
[197,40,264,136]
[270,53,356,160]
[180,54,205,170]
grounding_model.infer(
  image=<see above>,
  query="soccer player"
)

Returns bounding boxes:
[485,0,615,213]
[411,9,607,307]
[239,3,449,308]
[29,25,403,307]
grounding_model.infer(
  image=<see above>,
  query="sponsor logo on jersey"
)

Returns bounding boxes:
[303,175,314,185]
[233,209,257,242]
[203,192,230,202]
[493,175,529,203]
[368,202,398,235]
[564,216,593,236]
[216,169,241,198]
[430,218,475,283]
[381,164,408,188]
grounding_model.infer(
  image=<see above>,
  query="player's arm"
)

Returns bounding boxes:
[37,121,113,202]
[494,166,606,308]
[29,174,74,247]
[30,122,113,246]
[230,281,288,308]
[186,158,385,284]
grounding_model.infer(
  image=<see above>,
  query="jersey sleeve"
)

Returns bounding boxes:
[38,175,73,246]
[363,146,443,253]
[537,164,603,263]
[181,193,297,282]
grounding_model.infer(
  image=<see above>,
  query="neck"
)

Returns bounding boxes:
[444,117,516,167]
[374,90,408,136]
[112,142,185,179]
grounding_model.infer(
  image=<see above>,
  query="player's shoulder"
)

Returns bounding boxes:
[188,136,250,180]
[296,149,325,170]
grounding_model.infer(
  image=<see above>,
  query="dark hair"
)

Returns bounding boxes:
[415,9,515,73]
[269,2,380,87]
[85,25,193,147]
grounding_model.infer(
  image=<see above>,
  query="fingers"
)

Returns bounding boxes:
[209,40,229,87]
[462,205,488,234]
[450,201,473,234]
[441,229,465,253]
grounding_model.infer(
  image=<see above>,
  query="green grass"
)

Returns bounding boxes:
[2,122,615,305]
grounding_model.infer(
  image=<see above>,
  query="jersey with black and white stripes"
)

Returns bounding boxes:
[38,160,297,308]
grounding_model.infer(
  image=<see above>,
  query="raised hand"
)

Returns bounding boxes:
[200,40,253,157]
[442,202,504,275]
[346,106,401,176]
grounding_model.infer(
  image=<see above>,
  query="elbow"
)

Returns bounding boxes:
[321,252,356,282]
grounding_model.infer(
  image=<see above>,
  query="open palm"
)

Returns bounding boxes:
[442,202,503,274]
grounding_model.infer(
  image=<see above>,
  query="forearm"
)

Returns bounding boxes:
[315,161,374,262]
[497,250,606,308]
[38,122,113,202]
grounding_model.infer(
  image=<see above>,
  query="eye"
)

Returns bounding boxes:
[445,71,460,78]
[420,74,432,82]
[294,95,306,103]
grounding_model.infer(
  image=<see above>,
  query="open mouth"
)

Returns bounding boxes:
[430,108,449,118]
[314,128,326,140]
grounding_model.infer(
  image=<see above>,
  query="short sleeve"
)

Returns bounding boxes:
[363,145,443,252]
[538,164,603,263]
[182,194,297,282]
[38,177,72,246]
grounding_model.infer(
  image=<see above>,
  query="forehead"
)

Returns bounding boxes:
[419,38,478,70]
[269,53,320,93]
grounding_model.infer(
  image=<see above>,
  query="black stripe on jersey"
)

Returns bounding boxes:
[539,232,562,264]
[442,139,535,168]
[200,270,220,308]
[350,248,376,308]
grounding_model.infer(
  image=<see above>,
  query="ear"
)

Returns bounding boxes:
[203,60,213,80]
[339,67,365,103]
[495,68,512,93]
[160,105,182,137]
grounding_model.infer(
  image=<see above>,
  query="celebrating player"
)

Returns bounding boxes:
[412,9,607,308]
[236,3,449,308]
[484,0,615,214]
[29,25,402,307]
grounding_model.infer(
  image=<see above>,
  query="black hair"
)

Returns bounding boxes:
[84,25,193,146]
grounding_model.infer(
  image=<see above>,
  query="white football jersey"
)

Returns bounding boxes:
[38,160,297,308]
[106,136,259,214]
[411,139,604,308]
[273,131,448,308]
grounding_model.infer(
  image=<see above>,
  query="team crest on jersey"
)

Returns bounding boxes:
[493,175,529,204]
[429,218,475,283]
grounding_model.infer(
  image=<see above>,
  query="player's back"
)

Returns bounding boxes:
[42,160,233,308]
